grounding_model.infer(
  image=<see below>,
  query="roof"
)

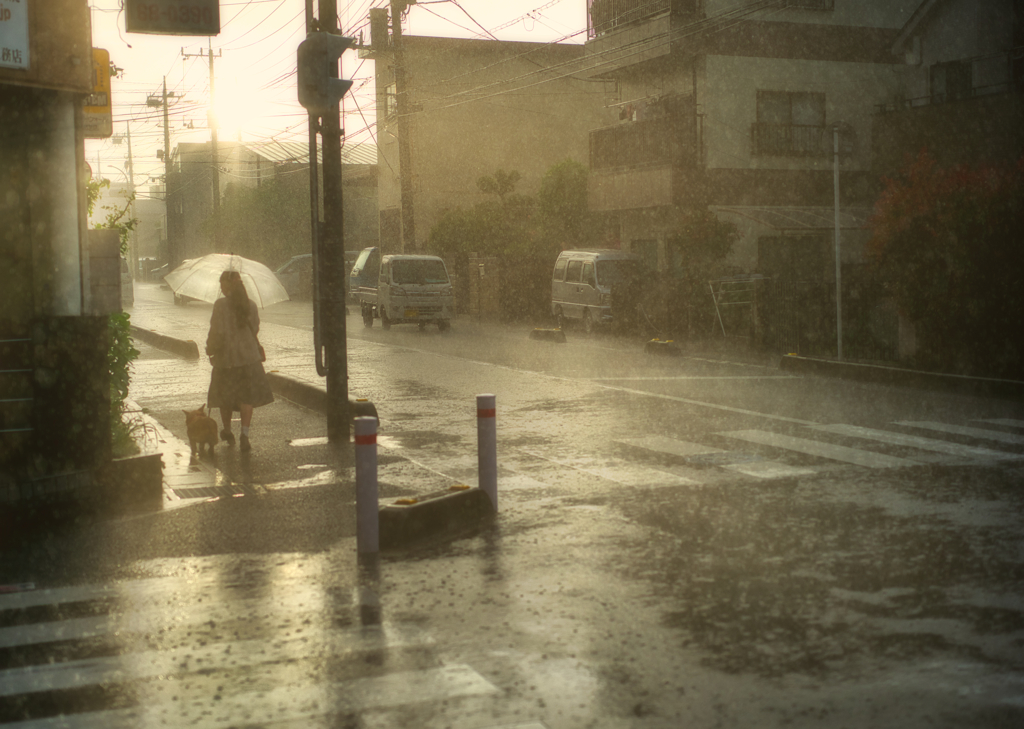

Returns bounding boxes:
[892,0,941,52]
[711,206,874,231]
[244,140,377,167]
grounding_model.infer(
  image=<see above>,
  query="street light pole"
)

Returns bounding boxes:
[833,125,843,362]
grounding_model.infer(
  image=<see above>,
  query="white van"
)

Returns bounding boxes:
[358,253,455,331]
[551,249,641,333]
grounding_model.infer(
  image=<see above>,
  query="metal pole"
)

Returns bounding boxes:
[209,39,220,219]
[391,0,415,251]
[162,77,176,269]
[477,394,497,511]
[833,126,843,362]
[125,122,138,277]
[354,416,379,554]
[319,0,350,441]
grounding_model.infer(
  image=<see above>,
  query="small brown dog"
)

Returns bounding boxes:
[183,405,219,458]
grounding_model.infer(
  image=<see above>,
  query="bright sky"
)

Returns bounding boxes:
[85,0,589,200]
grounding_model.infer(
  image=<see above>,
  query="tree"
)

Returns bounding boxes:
[203,179,311,266]
[662,208,739,337]
[537,158,594,251]
[868,151,1024,377]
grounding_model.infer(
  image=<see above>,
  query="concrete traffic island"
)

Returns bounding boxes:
[379,486,495,550]
[644,338,682,356]
[529,328,567,343]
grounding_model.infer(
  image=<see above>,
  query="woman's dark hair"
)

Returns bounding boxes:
[220,270,250,328]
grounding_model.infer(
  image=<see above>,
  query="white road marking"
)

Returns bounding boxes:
[3,665,497,728]
[521,450,698,487]
[896,421,1024,445]
[722,461,819,479]
[974,418,1024,428]
[810,424,1023,461]
[719,430,922,468]
[0,621,432,697]
[615,435,723,458]
[589,376,795,381]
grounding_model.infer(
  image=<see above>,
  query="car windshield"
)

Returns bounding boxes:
[392,259,449,285]
[596,259,639,287]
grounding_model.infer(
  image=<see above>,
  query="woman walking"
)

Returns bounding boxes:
[206,270,274,451]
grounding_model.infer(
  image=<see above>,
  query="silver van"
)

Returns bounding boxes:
[551,249,641,333]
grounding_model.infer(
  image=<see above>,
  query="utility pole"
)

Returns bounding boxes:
[148,78,178,268]
[309,0,350,441]
[391,0,415,251]
[125,122,138,278]
[182,42,223,249]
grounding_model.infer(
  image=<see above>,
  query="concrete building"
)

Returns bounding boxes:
[369,34,618,252]
[873,0,1024,176]
[165,140,378,269]
[585,1,920,277]
[1,0,114,500]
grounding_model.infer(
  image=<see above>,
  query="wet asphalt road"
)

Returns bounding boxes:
[2,283,1024,727]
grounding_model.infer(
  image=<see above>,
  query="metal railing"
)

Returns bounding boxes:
[588,0,673,38]
[591,113,696,170]
[751,122,827,157]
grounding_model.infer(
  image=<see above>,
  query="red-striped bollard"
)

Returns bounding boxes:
[354,416,379,554]
[477,394,497,510]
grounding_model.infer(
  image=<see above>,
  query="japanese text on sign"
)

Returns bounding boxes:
[125,0,221,36]
[0,0,29,70]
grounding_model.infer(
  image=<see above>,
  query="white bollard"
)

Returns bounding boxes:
[477,393,497,511]
[354,416,379,554]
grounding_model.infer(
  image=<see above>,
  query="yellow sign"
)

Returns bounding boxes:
[83,48,112,139]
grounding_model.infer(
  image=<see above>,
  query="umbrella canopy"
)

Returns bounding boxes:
[164,254,290,308]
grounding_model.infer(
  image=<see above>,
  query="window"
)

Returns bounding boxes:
[565,260,583,283]
[582,261,596,287]
[785,0,834,9]
[553,258,568,281]
[931,61,972,103]
[753,91,826,156]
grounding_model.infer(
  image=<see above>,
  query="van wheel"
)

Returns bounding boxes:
[582,309,594,335]
[554,308,566,330]
[361,304,373,328]
[380,308,391,330]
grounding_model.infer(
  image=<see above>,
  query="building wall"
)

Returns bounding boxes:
[376,36,618,252]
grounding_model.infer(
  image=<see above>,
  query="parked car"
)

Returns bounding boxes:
[277,251,360,300]
[276,254,313,299]
[551,249,641,333]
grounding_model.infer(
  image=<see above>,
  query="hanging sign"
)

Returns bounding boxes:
[125,0,220,36]
[83,48,113,139]
[0,0,29,70]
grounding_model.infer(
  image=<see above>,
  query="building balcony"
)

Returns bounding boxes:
[585,0,699,74]
[588,104,698,211]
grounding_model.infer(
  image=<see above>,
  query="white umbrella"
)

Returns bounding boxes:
[164,254,290,308]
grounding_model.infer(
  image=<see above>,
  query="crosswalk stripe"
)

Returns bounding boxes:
[974,418,1024,429]
[0,621,430,698]
[896,421,1024,445]
[721,461,819,479]
[720,430,922,468]
[615,435,723,458]
[809,424,1024,461]
[522,451,698,487]
[3,665,497,728]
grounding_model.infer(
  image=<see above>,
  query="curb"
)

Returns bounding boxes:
[779,354,1024,400]
[130,326,200,360]
[265,371,328,413]
[266,372,379,423]
[379,487,494,550]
